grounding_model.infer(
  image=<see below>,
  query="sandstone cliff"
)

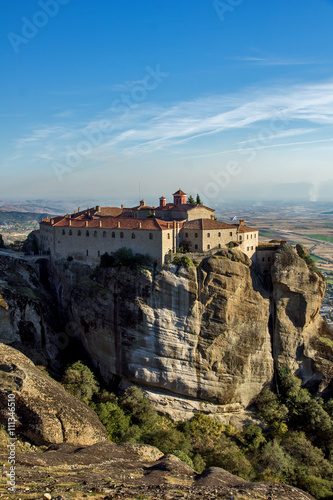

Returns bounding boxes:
[0,244,332,423]
[0,343,107,445]
[49,244,332,421]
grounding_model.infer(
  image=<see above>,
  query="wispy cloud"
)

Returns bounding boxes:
[9,79,333,165]
[230,55,327,66]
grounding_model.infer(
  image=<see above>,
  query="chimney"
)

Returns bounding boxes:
[239,219,244,227]
[117,221,120,228]
[99,221,102,227]
[121,204,124,209]
[78,207,80,212]
[96,205,101,212]
[85,221,88,227]
[50,218,54,225]
[74,210,76,214]
[69,220,72,226]
[140,200,146,207]
[159,196,166,208]
[139,222,142,228]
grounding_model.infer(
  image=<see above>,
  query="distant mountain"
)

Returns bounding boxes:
[322,210,333,215]
[0,211,53,225]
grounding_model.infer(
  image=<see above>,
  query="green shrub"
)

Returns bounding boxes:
[61,361,99,404]
[173,253,194,269]
[100,248,151,269]
[94,401,130,442]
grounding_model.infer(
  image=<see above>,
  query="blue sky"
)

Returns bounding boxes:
[1,0,333,207]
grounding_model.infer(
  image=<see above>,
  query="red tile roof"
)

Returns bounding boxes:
[41,216,173,231]
[156,203,214,213]
[173,189,187,195]
[183,219,257,232]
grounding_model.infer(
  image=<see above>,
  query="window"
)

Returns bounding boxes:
[247,247,249,251]
[207,244,210,249]
[239,235,242,240]
[149,233,153,240]
[86,230,89,236]
[185,233,188,238]
[195,233,198,238]
[218,232,221,237]
[262,257,265,262]
[98,251,100,257]
[69,230,72,236]
[251,234,253,239]
[94,231,98,237]
[195,244,198,249]
[62,229,65,235]
[247,235,249,239]
[112,232,115,238]
[207,233,210,238]
[251,246,253,250]
[268,257,270,262]
[167,233,170,239]
[103,231,106,237]
[120,232,124,238]
[86,250,89,256]
[254,234,257,238]
[78,230,81,236]
[132,232,136,239]
[230,232,232,237]
[218,244,221,248]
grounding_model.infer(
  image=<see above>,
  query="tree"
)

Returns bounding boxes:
[94,401,130,442]
[196,194,202,205]
[61,361,99,404]
[0,234,4,248]
[188,195,195,204]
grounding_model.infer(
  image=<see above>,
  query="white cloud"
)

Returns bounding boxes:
[9,78,333,165]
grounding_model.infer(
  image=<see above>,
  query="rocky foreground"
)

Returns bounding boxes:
[0,442,314,500]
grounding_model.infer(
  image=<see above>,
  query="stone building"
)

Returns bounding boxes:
[39,190,259,266]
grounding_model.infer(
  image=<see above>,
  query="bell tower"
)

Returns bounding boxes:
[173,189,187,206]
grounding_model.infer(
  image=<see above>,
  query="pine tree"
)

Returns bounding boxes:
[0,234,5,249]
[188,195,195,204]
[196,194,202,205]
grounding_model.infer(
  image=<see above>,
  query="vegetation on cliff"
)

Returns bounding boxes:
[61,361,333,499]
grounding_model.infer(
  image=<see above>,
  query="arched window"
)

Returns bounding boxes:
[230,232,232,237]
[69,230,72,236]
[195,244,198,250]
[103,231,106,237]
[132,232,136,239]
[94,231,98,237]
[62,229,65,235]
[218,232,221,237]
[207,233,210,238]
[149,233,153,240]
[167,233,170,239]
[218,243,221,248]
[195,233,198,238]
[86,230,89,236]
[86,250,89,256]
[78,230,81,236]
[207,244,210,249]
[112,232,115,238]
[120,232,124,238]
[185,233,188,238]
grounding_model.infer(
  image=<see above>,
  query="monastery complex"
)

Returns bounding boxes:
[39,190,259,265]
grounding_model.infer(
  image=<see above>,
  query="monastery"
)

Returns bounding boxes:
[39,190,259,265]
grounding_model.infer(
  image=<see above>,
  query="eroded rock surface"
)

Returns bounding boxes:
[0,442,315,499]
[0,343,107,445]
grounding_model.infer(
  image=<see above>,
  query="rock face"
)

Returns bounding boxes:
[0,343,108,445]
[48,244,330,420]
[0,255,59,365]
[271,244,332,393]
[1,244,332,422]
[64,249,273,418]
